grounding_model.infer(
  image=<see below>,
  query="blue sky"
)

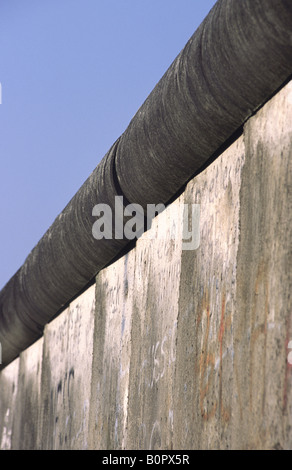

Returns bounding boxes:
[0,0,217,289]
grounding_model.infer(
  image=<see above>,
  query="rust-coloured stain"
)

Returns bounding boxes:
[196,287,231,422]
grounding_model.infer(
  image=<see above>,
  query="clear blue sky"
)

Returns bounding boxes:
[0,0,217,289]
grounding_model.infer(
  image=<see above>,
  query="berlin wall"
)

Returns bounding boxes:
[0,79,291,450]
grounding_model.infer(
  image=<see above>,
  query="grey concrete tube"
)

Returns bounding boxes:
[1,0,292,368]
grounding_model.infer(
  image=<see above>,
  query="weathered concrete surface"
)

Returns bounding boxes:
[0,80,291,450]
[38,285,95,450]
[173,136,245,450]
[124,199,184,450]
[231,83,292,449]
[88,251,136,449]
[11,338,43,449]
[173,81,292,450]
[88,199,184,449]
[90,80,291,450]
[0,359,19,450]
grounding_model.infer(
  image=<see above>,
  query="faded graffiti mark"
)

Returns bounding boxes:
[195,287,232,422]
[137,411,174,450]
[197,289,217,421]
[149,421,161,450]
[138,322,176,392]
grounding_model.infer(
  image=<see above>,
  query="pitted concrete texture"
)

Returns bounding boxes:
[0,81,291,449]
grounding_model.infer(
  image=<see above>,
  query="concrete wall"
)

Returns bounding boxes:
[0,80,291,450]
